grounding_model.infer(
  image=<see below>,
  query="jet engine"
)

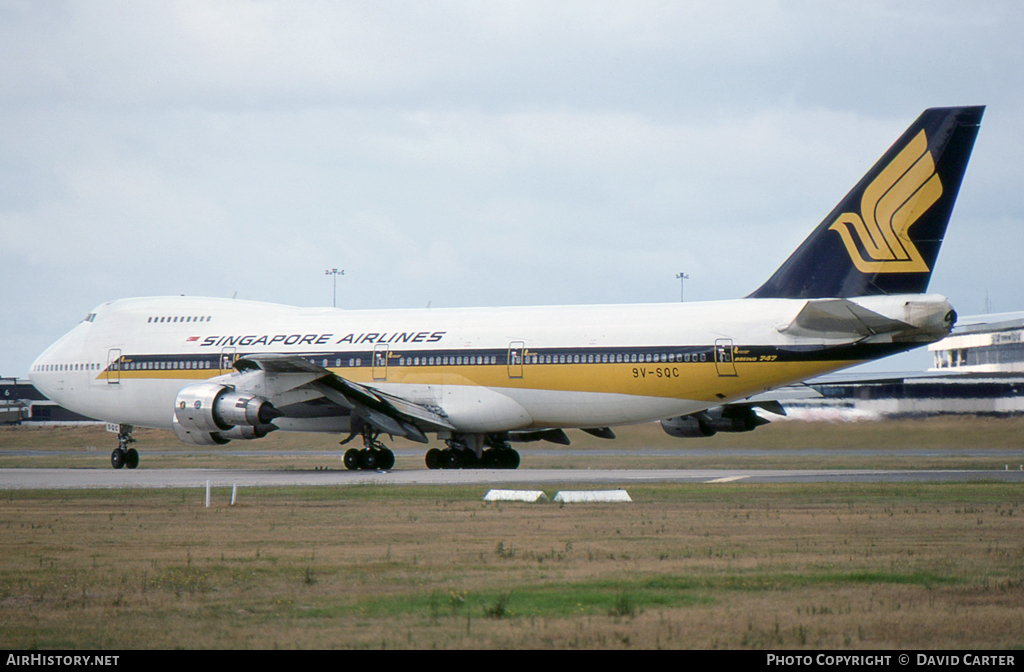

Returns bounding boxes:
[660,414,715,438]
[661,404,770,438]
[172,382,281,445]
[171,414,232,446]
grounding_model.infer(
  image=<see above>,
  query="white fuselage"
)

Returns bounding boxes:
[29,294,951,436]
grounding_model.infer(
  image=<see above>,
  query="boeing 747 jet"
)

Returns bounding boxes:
[29,106,984,470]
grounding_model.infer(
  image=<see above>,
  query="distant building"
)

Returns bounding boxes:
[777,313,1024,419]
[929,312,1024,374]
[0,377,98,424]
[783,373,1024,418]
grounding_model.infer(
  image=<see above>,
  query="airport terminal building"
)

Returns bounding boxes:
[783,313,1024,418]
[930,313,1024,374]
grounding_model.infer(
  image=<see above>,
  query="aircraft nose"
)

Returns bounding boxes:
[30,352,44,375]
[28,350,54,398]
[28,322,89,400]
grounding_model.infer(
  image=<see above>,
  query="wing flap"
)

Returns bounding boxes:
[234,354,455,441]
[312,375,455,431]
[235,353,325,375]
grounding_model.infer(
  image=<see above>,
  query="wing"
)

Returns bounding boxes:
[232,353,455,443]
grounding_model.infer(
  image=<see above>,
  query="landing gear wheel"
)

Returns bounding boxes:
[111,448,126,470]
[441,449,461,469]
[124,448,140,470]
[502,449,521,470]
[458,450,478,469]
[479,446,519,469]
[346,426,396,471]
[425,448,442,470]
[360,449,379,471]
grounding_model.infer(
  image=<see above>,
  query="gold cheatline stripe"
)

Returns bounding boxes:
[104,360,858,403]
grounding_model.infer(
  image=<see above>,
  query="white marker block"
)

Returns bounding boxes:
[483,489,548,502]
[553,490,631,503]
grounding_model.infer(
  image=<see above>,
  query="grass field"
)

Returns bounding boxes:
[0,419,1022,649]
[0,484,1022,649]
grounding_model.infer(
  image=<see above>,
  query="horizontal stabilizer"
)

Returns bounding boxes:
[779,299,910,339]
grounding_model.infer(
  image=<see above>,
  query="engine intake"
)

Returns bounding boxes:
[173,382,281,437]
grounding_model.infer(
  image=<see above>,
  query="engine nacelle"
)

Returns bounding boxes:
[702,405,770,433]
[662,405,770,438]
[171,414,231,446]
[661,414,715,438]
[174,382,281,435]
[219,423,278,440]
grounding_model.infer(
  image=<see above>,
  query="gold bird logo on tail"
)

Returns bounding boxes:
[829,129,942,273]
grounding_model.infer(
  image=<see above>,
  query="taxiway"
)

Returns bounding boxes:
[1,467,1022,490]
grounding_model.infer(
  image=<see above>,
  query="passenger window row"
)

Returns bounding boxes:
[147,316,212,324]
[116,360,213,371]
[397,355,498,367]
[33,349,708,374]
[33,363,102,372]
[525,352,704,365]
[315,352,708,368]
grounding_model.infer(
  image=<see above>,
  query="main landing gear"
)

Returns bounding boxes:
[343,427,395,471]
[424,434,520,470]
[110,425,139,470]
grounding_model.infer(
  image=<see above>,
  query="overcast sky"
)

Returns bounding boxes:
[2,1,1023,377]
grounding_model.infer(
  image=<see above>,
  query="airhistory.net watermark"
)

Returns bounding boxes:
[6,656,118,666]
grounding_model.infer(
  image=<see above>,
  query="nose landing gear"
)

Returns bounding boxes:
[110,425,139,469]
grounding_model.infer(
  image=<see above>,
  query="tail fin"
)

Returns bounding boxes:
[749,106,984,299]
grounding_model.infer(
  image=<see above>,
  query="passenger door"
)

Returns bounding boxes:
[714,339,737,377]
[507,342,524,379]
[106,349,122,385]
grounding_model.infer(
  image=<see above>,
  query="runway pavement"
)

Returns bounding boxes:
[1,466,1022,490]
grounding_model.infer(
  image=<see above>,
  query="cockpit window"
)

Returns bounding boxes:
[81,313,97,323]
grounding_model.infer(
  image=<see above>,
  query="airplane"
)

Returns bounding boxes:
[28,106,984,471]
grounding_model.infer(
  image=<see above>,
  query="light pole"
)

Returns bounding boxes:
[325,269,344,307]
[676,272,689,302]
